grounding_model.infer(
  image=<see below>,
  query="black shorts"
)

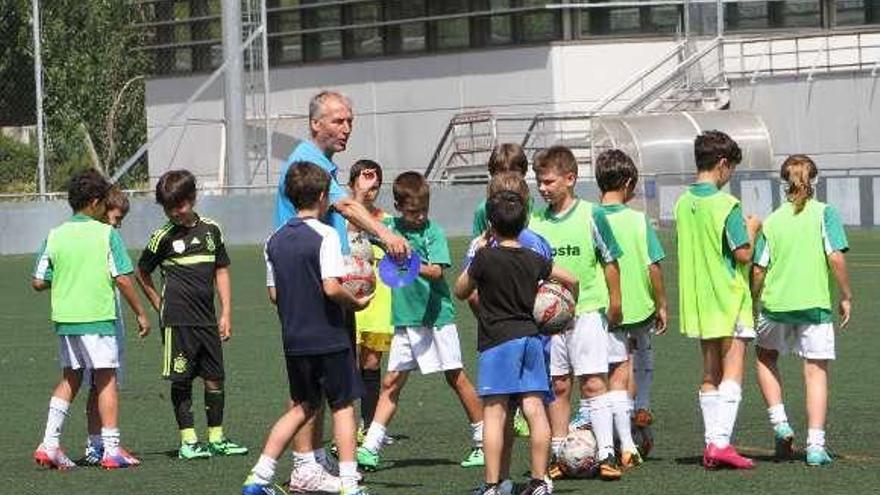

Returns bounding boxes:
[285,347,363,411]
[162,326,224,382]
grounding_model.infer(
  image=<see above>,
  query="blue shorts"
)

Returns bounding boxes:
[477,336,550,398]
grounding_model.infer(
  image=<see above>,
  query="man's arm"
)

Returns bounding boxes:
[648,263,668,334]
[828,252,852,328]
[333,197,409,257]
[135,267,162,312]
[216,267,232,341]
[115,274,151,337]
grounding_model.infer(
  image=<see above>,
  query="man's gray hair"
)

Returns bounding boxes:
[308,91,352,122]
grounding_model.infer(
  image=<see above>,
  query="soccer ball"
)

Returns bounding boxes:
[341,256,376,298]
[348,232,375,263]
[533,281,576,335]
[559,429,598,478]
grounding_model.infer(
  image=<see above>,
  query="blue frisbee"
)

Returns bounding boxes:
[378,252,421,288]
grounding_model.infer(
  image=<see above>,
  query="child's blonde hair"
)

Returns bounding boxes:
[781,154,817,214]
[487,171,529,202]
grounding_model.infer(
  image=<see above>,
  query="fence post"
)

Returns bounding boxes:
[31,0,47,198]
[222,0,249,190]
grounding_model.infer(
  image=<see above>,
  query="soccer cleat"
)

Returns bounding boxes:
[340,485,371,495]
[568,410,591,431]
[703,444,754,470]
[513,410,530,438]
[598,454,623,481]
[242,474,282,495]
[517,478,551,495]
[208,437,249,456]
[546,459,565,480]
[100,447,141,469]
[81,444,104,466]
[288,463,342,493]
[806,446,833,467]
[634,409,654,428]
[34,444,77,470]
[620,448,643,470]
[460,447,485,468]
[471,479,514,495]
[356,446,380,471]
[178,441,212,460]
[773,423,795,460]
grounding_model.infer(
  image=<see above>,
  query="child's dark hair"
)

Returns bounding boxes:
[488,143,528,176]
[155,170,197,207]
[487,190,527,239]
[487,171,530,202]
[533,145,578,176]
[694,130,742,171]
[67,168,111,212]
[105,186,130,214]
[392,171,429,207]
[348,159,383,187]
[285,162,331,210]
[595,149,638,193]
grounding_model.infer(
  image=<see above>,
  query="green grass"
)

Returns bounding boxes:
[2,231,879,494]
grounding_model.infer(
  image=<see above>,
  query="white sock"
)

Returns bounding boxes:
[550,437,566,458]
[88,434,103,449]
[42,397,70,449]
[292,450,315,468]
[577,399,592,425]
[767,404,788,427]
[632,331,654,411]
[339,461,358,490]
[807,428,826,449]
[101,427,121,456]
[609,390,636,452]
[699,390,720,446]
[470,421,484,448]
[716,380,742,449]
[363,422,387,454]
[588,394,615,460]
[251,454,277,484]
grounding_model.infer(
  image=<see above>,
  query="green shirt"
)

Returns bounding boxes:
[688,182,749,274]
[754,200,848,324]
[384,218,456,327]
[472,197,534,236]
[33,214,133,336]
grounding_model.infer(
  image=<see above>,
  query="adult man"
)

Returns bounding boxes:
[274,91,408,492]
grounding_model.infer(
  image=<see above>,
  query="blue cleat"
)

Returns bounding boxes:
[242,474,282,495]
[806,446,833,467]
[773,423,795,460]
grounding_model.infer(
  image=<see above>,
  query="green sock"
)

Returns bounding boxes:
[208,426,224,444]
[181,428,198,445]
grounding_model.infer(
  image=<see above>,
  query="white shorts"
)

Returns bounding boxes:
[550,311,615,377]
[59,335,119,370]
[387,324,464,374]
[756,315,835,360]
[608,319,656,363]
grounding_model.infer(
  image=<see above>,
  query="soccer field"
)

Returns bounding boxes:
[1,231,879,495]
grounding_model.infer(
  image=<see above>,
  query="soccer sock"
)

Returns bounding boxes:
[609,390,636,452]
[180,428,198,445]
[339,461,359,490]
[470,421,484,449]
[698,390,720,446]
[716,380,742,448]
[363,422,387,454]
[101,427,121,456]
[42,397,70,450]
[767,403,789,428]
[251,454,277,485]
[588,394,615,460]
[360,368,381,426]
[550,437,566,459]
[577,399,592,426]
[88,434,104,450]
[207,426,224,444]
[292,450,315,469]
[204,386,225,429]
[807,429,826,449]
[171,381,195,431]
[633,331,654,411]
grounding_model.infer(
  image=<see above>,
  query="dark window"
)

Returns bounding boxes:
[836,0,880,26]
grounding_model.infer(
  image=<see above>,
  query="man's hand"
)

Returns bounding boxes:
[838,298,852,329]
[136,313,151,338]
[219,313,232,341]
[654,304,668,335]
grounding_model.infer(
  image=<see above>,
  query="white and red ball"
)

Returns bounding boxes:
[533,281,576,335]
[559,429,598,478]
[341,256,376,298]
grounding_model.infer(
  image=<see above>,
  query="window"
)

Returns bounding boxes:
[836,0,880,26]
[344,2,382,57]
[724,1,822,31]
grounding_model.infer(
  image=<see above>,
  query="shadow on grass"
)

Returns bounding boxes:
[388,457,459,469]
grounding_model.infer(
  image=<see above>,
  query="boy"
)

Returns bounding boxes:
[243,162,371,495]
[472,143,530,236]
[357,172,485,471]
[455,190,578,495]
[32,169,150,470]
[528,145,624,480]
[82,187,133,465]
[136,170,248,459]
[594,150,668,466]
[674,130,760,469]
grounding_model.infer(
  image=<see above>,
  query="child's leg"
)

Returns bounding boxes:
[482,396,509,485]
[331,403,361,490]
[608,360,637,454]
[361,370,409,454]
[581,373,615,460]
[444,368,484,448]
[520,393,550,481]
[804,359,829,448]
[41,368,83,449]
[501,411,514,480]
[92,369,120,454]
[548,374,572,458]
[756,346,790,427]
[359,345,383,428]
[204,378,225,442]
[716,337,748,448]
[249,403,317,485]
[631,327,654,413]
[86,383,102,451]
[699,339,724,446]
[171,380,197,443]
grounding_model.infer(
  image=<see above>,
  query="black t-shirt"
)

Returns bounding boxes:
[468,246,552,352]
[138,215,230,327]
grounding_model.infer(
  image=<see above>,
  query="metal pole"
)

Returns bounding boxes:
[222,0,249,189]
[31,0,46,197]
[260,0,271,185]
[716,0,724,38]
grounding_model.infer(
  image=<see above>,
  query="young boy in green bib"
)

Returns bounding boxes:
[529,146,625,481]
[675,131,760,470]
[751,154,852,466]
[594,149,668,467]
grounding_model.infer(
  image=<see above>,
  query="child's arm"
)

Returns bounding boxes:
[267,287,277,305]
[453,269,476,300]
[733,214,762,264]
[32,240,52,291]
[215,267,232,341]
[322,278,372,311]
[828,251,852,328]
[31,279,50,291]
[648,263,668,334]
[135,267,162,312]
[420,263,444,281]
[115,274,151,337]
[549,264,579,302]
[603,261,623,327]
